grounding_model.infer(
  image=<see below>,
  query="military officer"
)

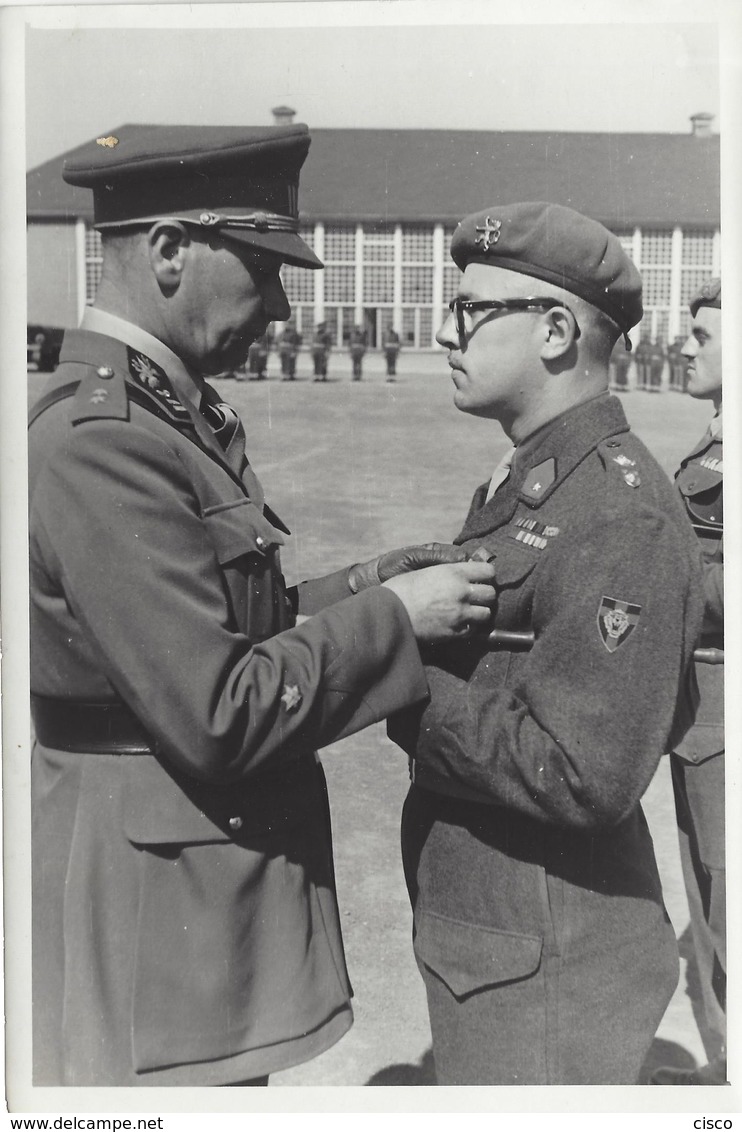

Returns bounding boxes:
[28,124,497,1087]
[389,202,704,1085]
[651,278,726,1086]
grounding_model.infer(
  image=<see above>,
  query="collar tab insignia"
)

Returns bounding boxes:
[127,349,191,422]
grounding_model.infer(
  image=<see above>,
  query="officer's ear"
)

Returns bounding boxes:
[147,221,191,294]
[540,306,579,361]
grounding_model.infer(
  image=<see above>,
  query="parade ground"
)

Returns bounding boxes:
[28,353,715,1087]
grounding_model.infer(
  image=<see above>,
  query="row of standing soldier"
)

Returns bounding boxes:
[611,334,692,392]
[240,322,401,381]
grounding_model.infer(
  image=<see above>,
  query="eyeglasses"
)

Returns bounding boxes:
[447,297,581,351]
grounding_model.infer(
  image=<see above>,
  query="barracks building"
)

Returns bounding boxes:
[26,108,720,351]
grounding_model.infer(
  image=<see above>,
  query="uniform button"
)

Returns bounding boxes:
[96,366,114,379]
[228,816,243,831]
[606,440,620,448]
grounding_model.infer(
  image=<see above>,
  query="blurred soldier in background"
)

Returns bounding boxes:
[390,202,703,1085]
[28,123,497,1087]
[278,318,302,380]
[383,325,401,382]
[312,320,332,381]
[648,338,665,392]
[349,323,368,380]
[247,329,271,380]
[634,336,652,390]
[609,338,631,391]
[651,278,726,1086]
[668,334,688,393]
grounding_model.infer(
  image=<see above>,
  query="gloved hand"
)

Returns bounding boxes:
[348,543,469,593]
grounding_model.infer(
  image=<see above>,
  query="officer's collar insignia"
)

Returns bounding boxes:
[90,388,109,404]
[597,596,641,653]
[475,216,502,252]
[127,348,191,421]
[613,454,636,468]
[522,459,556,498]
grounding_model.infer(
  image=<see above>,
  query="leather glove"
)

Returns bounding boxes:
[347,543,469,593]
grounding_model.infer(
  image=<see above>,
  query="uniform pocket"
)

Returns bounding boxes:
[414,908,543,999]
[202,498,285,564]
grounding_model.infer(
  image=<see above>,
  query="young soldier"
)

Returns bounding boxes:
[390,202,704,1085]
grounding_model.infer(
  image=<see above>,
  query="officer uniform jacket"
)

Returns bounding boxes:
[673,423,723,763]
[390,393,704,1083]
[29,325,428,1086]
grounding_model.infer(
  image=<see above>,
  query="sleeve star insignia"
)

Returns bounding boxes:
[280,684,302,712]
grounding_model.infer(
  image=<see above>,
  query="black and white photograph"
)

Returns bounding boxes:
[1,0,741,1122]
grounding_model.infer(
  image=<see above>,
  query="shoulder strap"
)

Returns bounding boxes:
[28,375,198,435]
[28,381,81,428]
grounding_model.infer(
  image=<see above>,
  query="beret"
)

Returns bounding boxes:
[690,276,721,316]
[63,124,322,269]
[450,201,643,336]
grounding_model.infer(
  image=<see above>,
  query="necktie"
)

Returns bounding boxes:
[200,389,264,505]
[485,446,516,502]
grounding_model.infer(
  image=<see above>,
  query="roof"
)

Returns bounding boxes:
[27,125,720,229]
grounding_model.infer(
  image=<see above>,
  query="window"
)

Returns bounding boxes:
[324,265,355,303]
[402,265,433,303]
[324,226,355,261]
[363,265,394,303]
[642,268,672,307]
[640,231,673,266]
[402,226,433,262]
[681,230,714,266]
[85,226,103,305]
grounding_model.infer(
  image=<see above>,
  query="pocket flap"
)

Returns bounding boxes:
[202,499,285,564]
[676,463,722,498]
[122,753,318,845]
[415,909,543,998]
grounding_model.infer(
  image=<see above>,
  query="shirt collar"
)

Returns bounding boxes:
[708,410,723,440]
[80,307,204,411]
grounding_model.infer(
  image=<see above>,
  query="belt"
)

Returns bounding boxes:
[31,695,154,754]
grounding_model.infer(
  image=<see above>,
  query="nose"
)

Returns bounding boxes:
[436,309,458,350]
[261,273,291,323]
[681,333,697,361]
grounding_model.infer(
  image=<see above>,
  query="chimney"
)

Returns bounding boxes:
[272,105,296,126]
[690,112,714,138]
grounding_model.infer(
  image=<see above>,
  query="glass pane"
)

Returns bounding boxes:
[363,265,394,302]
[324,264,355,303]
[281,264,314,303]
[640,231,673,266]
[402,265,433,303]
[402,226,433,262]
[324,226,356,261]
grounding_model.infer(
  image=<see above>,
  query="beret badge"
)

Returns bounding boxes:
[475,216,502,252]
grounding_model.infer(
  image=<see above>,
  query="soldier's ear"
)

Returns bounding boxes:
[540,306,578,361]
[147,221,191,293]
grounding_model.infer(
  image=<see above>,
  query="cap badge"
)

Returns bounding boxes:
[475,216,502,253]
[597,596,641,653]
[199,212,221,227]
[95,136,119,149]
